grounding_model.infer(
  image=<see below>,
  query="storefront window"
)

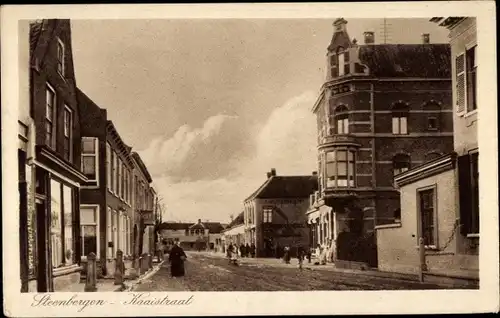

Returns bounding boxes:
[50,179,63,268]
[81,206,98,257]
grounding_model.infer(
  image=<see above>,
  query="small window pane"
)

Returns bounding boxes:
[337,162,347,176]
[392,117,399,134]
[83,157,96,175]
[326,152,335,162]
[81,208,96,224]
[400,117,408,134]
[337,151,347,161]
[326,162,336,177]
[348,151,354,161]
[337,178,348,187]
[82,139,96,154]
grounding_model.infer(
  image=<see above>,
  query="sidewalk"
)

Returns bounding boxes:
[60,260,165,292]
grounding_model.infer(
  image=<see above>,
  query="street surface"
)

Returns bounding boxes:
[134,252,447,291]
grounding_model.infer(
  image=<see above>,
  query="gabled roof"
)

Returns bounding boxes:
[203,222,225,234]
[158,222,192,231]
[245,175,318,202]
[358,44,451,78]
[189,222,205,230]
[224,211,244,230]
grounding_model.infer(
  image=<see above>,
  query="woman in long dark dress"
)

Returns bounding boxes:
[169,242,187,277]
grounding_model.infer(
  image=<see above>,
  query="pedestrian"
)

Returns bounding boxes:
[283,246,291,264]
[227,244,233,262]
[250,243,256,258]
[240,244,245,258]
[306,246,312,264]
[297,247,305,270]
[275,243,281,259]
[169,240,187,278]
[230,245,239,265]
[245,243,251,258]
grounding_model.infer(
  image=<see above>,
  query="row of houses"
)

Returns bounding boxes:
[222,17,479,283]
[158,219,226,252]
[18,19,160,292]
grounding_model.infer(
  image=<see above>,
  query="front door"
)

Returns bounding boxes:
[36,199,52,292]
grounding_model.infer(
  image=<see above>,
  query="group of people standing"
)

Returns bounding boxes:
[226,243,256,259]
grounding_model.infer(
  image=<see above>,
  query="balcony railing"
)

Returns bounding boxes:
[319,134,360,149]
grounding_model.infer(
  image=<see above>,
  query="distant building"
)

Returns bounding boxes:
[375,17,479,286]
[159,219,225,251]
[244,169,318,257]
[308,18,454,269]
[221,212,245,251]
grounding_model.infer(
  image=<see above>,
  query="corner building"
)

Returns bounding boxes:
[310,18,454,268]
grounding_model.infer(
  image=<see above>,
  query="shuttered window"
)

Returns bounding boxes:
[455,53,466,113]
[458,155,472,235]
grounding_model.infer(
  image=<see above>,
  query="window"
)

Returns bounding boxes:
[456,53,466,113]
[391,102,409,135]
[81,206,98,258]
[334,105,349,135]
[419,188,436,247]
[393,154,411,176]
[326,150,356,188]
[427,116,438,131]
[56,38,65,76]
[113,152,118,193]
[45,85,56,148]
[263,207,273,223]
[466,46,477,112]
[337,47,350,77]
[106,143,111,190]
[50,179,74,268]
[82,137,98,181]
[63,106,72,161]
[112,210,118,257]
[338,52,345,76]
[106,207,112,259]
[117,159,122,198]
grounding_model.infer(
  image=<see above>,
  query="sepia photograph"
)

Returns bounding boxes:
[2,2,499,317]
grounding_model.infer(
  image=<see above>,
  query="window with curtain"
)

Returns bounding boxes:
[82,137,98,181]
[81,206,98,258]
[263,207,273,223]
[391,102,409,135]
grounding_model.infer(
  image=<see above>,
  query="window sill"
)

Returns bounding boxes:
[374,223,402,230]
[466,233,479,238]
[52,264,82,277]
[464,109,478,118]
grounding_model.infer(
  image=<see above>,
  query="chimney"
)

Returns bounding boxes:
[270,168,276,176]
[312,171,318,176]
[363,31,375,44]
[197,219,201,224]
[422,33,430,44]
[266,172,272,179]
[333,18,348,33]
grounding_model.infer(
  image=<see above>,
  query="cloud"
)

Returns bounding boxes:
[140,91,318,223]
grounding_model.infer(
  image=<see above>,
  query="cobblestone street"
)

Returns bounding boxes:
[133,252,447,291]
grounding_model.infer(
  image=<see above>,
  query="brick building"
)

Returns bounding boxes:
[308,18,454,268]
[78,89,134,277]
[376,17,479,286]
[22,19,88,291]
[244,169,318,257]
[130,152,156,260]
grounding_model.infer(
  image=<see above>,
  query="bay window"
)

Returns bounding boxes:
[81,206,98,258]
[50,179,74,268]
[82,137,98,182]
[325,149,356,188]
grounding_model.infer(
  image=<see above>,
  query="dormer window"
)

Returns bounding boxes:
[56,38,65,77]
[338,48,350,76]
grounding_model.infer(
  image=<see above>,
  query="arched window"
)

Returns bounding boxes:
[393,154,411,176]
[335,105,349,135]
[425,152,442,162]
[391,102,409,135]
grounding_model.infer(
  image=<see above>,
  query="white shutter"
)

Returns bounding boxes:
[456,53,466,114]
[106,207,112,259]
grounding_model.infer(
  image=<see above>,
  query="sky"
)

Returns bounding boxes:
[70,18,449,223]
